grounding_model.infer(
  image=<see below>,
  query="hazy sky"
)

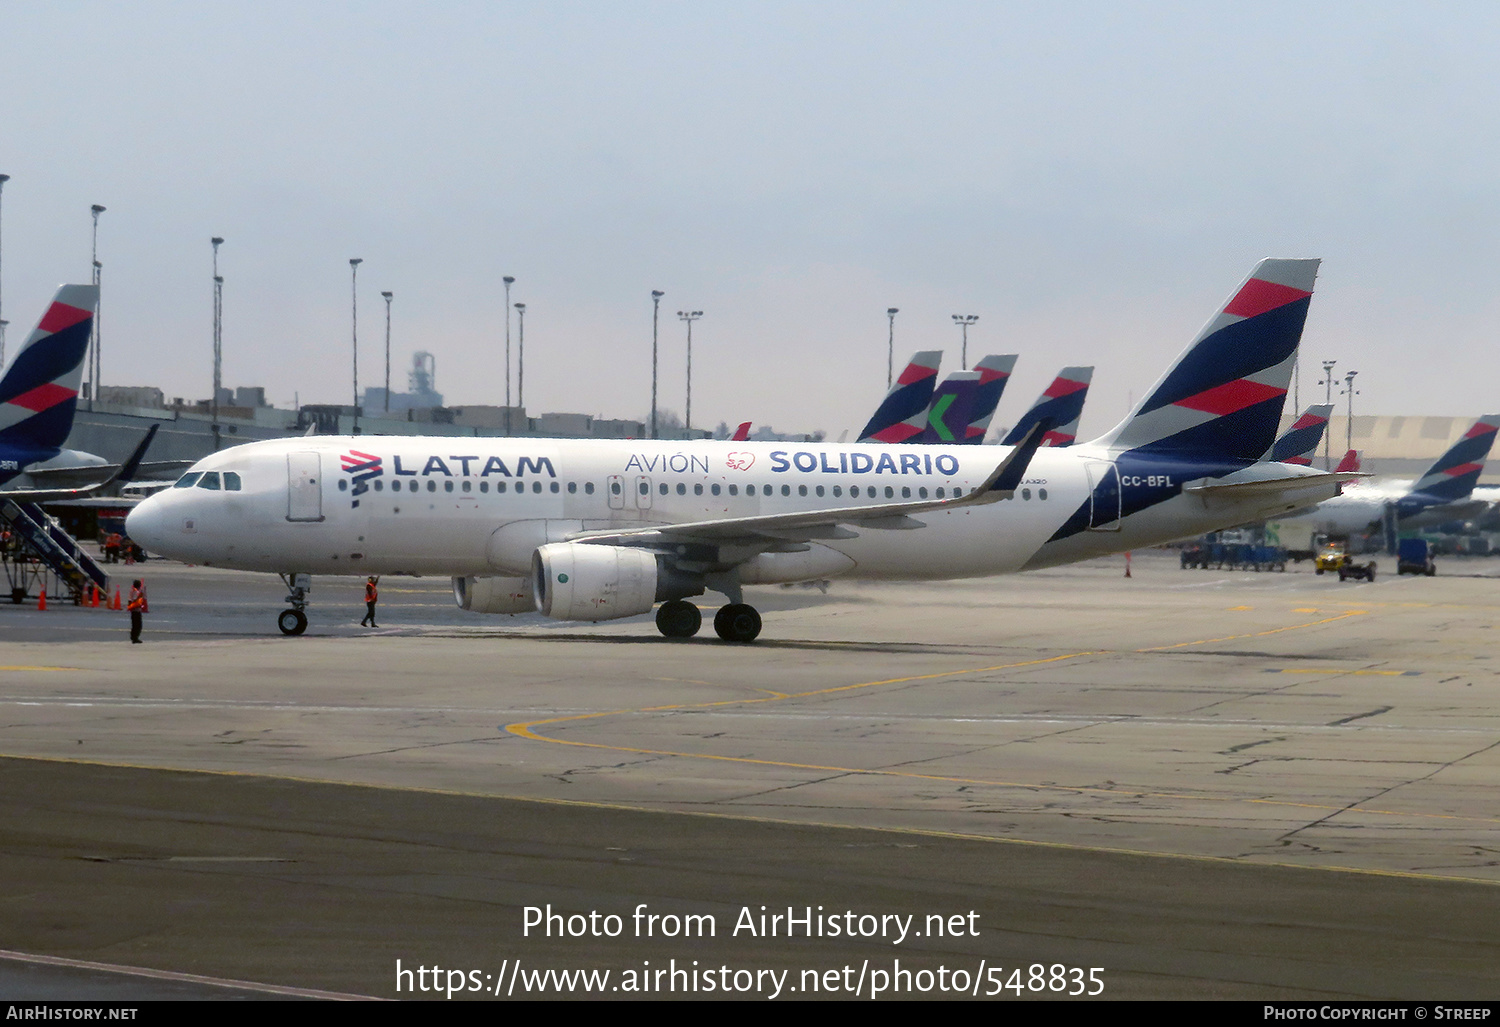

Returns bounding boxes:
[3,2,1498,440]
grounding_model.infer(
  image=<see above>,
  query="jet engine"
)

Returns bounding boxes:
[532,542,658,621]
[452,575,535,614]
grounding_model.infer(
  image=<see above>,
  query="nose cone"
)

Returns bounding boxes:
[125,495,166,551]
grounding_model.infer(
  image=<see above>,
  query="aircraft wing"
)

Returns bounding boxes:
[0,426,159,505]
[567,423,1050,548]
[1184,471,1365,497]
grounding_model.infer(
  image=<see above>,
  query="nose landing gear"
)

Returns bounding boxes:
[277,572,311,635]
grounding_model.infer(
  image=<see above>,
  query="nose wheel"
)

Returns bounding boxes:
[713,603,762,643]
[277,572,311,636]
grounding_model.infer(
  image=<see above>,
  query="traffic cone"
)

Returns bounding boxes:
[111,588,122,610]
[90,585,100,608]
[1124,551,1133,578]
[38,588,47,611]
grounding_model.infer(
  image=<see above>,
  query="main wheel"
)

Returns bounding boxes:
[655,599,702,638]
[278,609,308,636]
[713,603,762,643]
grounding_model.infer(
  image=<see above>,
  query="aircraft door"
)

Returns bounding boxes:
[607,474,625,510]
[287,451,324,522]
[1086,461,1121,531]
[635,476,653,510]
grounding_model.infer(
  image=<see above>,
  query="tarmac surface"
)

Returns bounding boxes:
[3,549,1499,1000]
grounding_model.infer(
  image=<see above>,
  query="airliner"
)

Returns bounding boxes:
[1273,414,1500,536]
[127,258,1351,641]
[0,283,157,501]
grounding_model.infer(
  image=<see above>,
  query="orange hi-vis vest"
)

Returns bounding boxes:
[127,587,146,612]
[365,581,378,603]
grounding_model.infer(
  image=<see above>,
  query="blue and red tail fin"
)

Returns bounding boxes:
[0,284,97,452]
[1407,415,1500,504]
[1003,365,1093,447]
[913,371,981,443]
[1092,258,1319,462]
[1266,403,1333,465]
[1334,449,1361,473]
[858,351,942,442]
[960,354,1018,443]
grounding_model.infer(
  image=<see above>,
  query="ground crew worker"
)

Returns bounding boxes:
[104,532,122,564]
[127,579,147,643]
[361,576,379,628]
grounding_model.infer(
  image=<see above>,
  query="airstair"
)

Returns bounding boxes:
[1,500,110,604]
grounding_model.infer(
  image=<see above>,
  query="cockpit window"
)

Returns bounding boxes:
[223,472,242,491]
[173,472,203,489]
[197,472,222,490]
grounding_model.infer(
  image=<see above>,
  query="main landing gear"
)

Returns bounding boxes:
[277,573,310,636]
[654,599,762,643]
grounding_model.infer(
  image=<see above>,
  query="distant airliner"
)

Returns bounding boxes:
[128,258,1351,641]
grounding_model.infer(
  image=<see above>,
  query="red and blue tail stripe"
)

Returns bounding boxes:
[962,354,1017,443]
[0,284,97,453]
[1003,366,1093,447]
[859,351,941,443]
[1406,416,1500,507]
[1266,404,1332,465]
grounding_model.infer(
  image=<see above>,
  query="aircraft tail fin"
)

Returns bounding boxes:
[1408,415,1500,503]
[1002,366,1094,447]
[1334,449,1361,473]
[1266,403,1333,465]
[913,371,981,444]
[731,421,751,441]
[962,354,1018,443]
[0,285,98,451]
[1090,258,1319,462]
[858,351,942,442]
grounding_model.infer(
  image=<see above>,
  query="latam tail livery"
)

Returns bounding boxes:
[1001,366,1094,448]
[1265,404,1333,466]
[128,258,1349,641]
[857,352,940,442]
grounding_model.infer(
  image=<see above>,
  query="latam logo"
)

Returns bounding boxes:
[341,449,383,507]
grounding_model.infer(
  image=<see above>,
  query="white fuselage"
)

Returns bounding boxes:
[126,436,1341,592]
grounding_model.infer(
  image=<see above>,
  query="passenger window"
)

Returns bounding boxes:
[746,484,756,496]
[918,487,927,499]
[884,486,894,499]
[611,481,622,495]
[781,485,790,497]
[1022,488,1031,500]
[815,485,824,497]
[849,485,859,498]
[901,486,910,499]
[496,481,507,493]
[936,487,945,498]
[585,482,595,495]
[550,482,559,493]
[798,485,807,497]
[462,480,472,493]
[659,482,668,495]
[444,480,454,492]
[480,481,489,493]
[173,472,202,489]
[676,483,686,496]
[198,472,222,490]
[710,483,720,496]
[336,479,347,492]
[640,481,649,495]
[832,485,841,497]
[1039,488,1048,500]
[224,472,242,491]
[568,482,577,494]
[728,484,738,496]
[427,480,437,492]
[408,480,418,492]
[694,484,703,496]
[532,481,542,493]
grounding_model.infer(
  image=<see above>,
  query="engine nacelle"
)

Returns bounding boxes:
[532,542,658,622]
[452,575,535,614]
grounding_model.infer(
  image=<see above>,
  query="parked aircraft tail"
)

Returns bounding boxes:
[913,370,981,444]
[1265,403,1333,465]
[962,354,1018,443]
[1407,415,1500,505]
[1002,366,1094,447]
[0,285,98,451]
[858,351,941,442]
[1334,449,1361,473]
[1091,258,1318,462]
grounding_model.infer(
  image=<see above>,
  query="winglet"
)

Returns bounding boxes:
[976,419,1052,501]
[115,424,159,484]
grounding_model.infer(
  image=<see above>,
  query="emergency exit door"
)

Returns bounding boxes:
[287,451,324,522]
[1086,461,1121,531]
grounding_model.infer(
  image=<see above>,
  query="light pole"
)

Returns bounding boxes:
[0,174,9,367]
[350,258,363,434]
[211,237,224,451]
[503,275,515,434]
[650,290,664,439]
[678,310,702,434]
[1341,370,1360,455]
[514,302,526,423]
[381,291,393,413]
[89,204,105,408]
[951,314,978,370]
[1318,360,1338,470]
[886,307,899,389]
